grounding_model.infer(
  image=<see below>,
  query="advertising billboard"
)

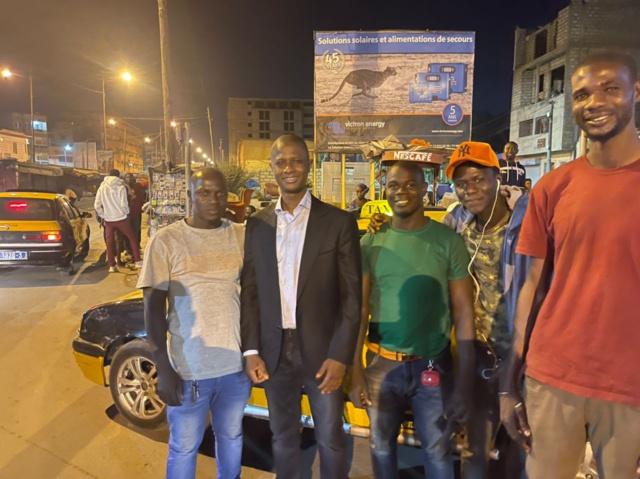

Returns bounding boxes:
[314,31,475,151]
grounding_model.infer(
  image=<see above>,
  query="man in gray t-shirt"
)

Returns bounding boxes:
[137,168,251,479]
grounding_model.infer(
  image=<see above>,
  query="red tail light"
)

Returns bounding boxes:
[42,231,62,241]
[7,201,28,211]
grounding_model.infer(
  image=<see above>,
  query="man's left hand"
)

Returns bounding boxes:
[316,359,347,394]
[446,386,471,426]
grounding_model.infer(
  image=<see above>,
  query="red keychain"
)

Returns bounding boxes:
[421,360,440,387]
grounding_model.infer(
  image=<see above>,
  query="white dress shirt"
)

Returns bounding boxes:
[275,190,312,329]
[243,191,312,357]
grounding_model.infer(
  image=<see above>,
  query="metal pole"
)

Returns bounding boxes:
[545,101,554,174]
[157,0,176,168]
[102,73,107,153]
[184,122,191,216]
[219,139,224,164]
[123,124,127,172]
[312,153,317,197]
[207,106,215,164]
[340,153,346,209]
[29,73,35,163]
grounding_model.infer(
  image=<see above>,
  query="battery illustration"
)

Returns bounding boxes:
[410,73,450,103]
[428,63,468,94]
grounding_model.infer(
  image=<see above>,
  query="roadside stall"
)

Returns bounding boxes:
[147,164,187,237]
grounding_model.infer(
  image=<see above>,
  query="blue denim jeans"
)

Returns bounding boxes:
[364,351,454,479]
[166,371,252,479]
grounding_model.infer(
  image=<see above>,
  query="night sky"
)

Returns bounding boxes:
[0,0,568,158]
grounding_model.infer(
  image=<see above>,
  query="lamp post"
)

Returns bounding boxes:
[102,71,132,152]
[2,68,36,162]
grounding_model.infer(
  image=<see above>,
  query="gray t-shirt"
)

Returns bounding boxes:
[137,219,245,380]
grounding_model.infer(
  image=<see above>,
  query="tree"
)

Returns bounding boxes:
[218,163,253,195]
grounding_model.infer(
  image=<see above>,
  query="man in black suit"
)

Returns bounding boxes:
[241,134,362,479]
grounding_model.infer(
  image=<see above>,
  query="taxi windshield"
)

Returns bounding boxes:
[0,198,56,221]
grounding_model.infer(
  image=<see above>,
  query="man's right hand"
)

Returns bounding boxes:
[156,366,183,407]
[366,213,390,234]
[245,354,270,384]
[347,367,371,408]
[499,391,531,452]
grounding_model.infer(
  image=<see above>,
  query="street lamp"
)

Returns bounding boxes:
[102,71,134,156]
[196,147,202,153]
[121,72,133,82]
[1,68,36,162]
[145,137,151,143]
[109,118,117,125]
[170,120,177,128]
[63,144,72,165]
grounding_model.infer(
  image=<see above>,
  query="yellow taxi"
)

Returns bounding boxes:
[0,190,92,272]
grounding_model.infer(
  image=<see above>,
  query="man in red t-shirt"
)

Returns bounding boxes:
[500,51,640,478]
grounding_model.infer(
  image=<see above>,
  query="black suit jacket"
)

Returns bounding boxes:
[241,195,362,376]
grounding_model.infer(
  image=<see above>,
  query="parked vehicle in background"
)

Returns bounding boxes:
[0,190,91,273]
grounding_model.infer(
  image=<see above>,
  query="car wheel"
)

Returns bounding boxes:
[109,340,166,428]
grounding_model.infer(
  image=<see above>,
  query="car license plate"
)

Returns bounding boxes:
[0,251,28,260]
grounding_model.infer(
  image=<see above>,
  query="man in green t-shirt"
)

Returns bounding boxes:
[348,161,475,479]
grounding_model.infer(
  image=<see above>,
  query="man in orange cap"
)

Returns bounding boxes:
[444,141,530,479]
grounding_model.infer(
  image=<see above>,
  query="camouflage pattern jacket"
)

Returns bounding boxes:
[442,195,531,335]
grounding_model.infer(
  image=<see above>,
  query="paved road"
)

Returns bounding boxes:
[0,211,430,478]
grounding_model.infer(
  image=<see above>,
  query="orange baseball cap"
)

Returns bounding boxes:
[445,141,500,179]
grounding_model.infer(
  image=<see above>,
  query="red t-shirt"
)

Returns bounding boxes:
[517,156,640,407]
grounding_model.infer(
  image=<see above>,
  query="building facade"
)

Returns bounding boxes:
[0,129,29,162]
[1,113,49,163]
[227,98,314,164]
[51,115,144,173]
[509,0,640,183]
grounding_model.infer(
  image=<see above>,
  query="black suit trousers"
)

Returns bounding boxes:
[263,330,348,479]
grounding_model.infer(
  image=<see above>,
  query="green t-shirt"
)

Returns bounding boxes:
[361,220,471,358]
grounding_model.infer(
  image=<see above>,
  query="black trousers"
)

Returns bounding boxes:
[263,330,348,479]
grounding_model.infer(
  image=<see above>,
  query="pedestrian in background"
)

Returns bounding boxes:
[94,169,141,272]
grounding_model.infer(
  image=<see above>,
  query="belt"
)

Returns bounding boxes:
[366,339,422,362]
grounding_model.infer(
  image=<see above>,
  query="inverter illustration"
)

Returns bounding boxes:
[409,73,451,103]
[428,63,468,94]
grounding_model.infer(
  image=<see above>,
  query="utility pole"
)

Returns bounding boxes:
[123,124,127,172]
[219,139,224,164]
[157,0,176,168]
[545,100,554,174]
[102,73,108,152]
[183,122,191,215]
[207,106,215,164]
[29,72,35,163]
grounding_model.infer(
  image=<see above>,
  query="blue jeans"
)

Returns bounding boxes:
[364,351,454,479]
[166,371,252,479]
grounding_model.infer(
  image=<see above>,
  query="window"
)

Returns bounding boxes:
[259,132,269,139]
[534,30,548,59]
[259,122,270,131]
[32,120,47,131]
[24,144,28,154]
[247,111,252,117]
[303,101,313,107]
[255,101,264,108]
[59,198,78,219]
[535,115,550,134]
[284,111,295,121]
[551,66,565,94]
[247,101,252,105]
[267,102,276,109]
[248,122,252,127]
[538,74,546,101]
[284,122,294,132]
[291,102,301,109]
[259,110,270,120]
[13,142,18,154]
[279,101,288,109]
[15,121,21,129]
[519,119,534,137]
